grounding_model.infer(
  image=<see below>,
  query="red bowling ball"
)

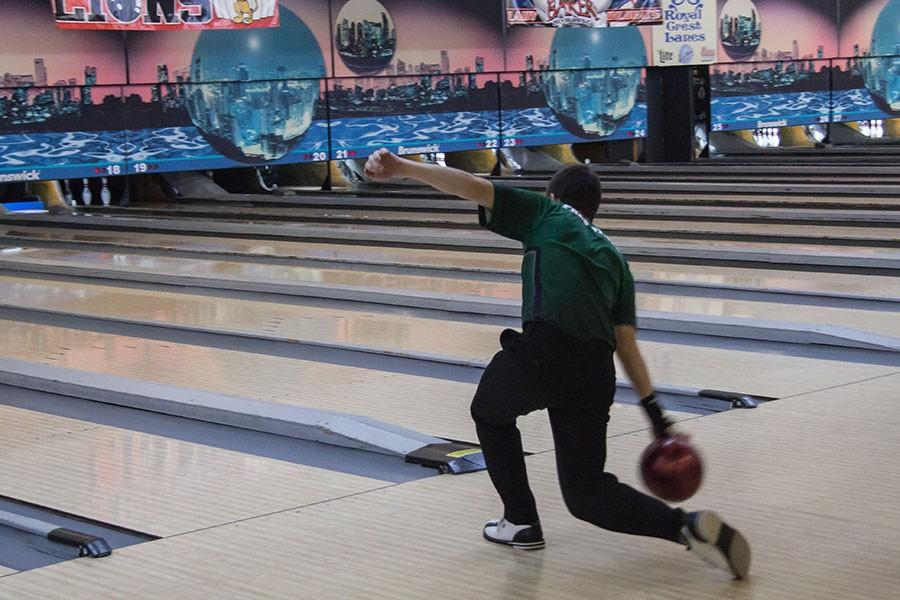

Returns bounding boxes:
[640,435,703,502]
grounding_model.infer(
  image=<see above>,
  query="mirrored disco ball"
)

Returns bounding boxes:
[863,0,900,115]
[187,8,325,163]
[543,26,646,138]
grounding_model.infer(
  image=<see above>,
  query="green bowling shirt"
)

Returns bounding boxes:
[479,183,636,349]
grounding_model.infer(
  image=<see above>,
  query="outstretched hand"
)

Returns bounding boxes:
[364,148,404,181]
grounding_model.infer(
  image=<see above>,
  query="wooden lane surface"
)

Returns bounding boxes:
[5,215,900,258]
[633,262,900,300]
[4,245,900,301]
[0,224,900,269]
[1,317,895,412]
[1,274,898,348]
[0,405,386,538]
[199,189,900,209]
[603,191,899,205]
[83,206,900,238]
[0,226,526,273]
[522,180,900,195]
[91,201,900,225]
[496,165,900,177]
[1,247,525,299]
[0,320,698,453]
[0,320,553,453]
[0,402,104,454]
[3,375,898,599]
[329,186,900,204]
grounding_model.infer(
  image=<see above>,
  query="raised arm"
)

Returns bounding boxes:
[364,148,494,209]
[615,324,673,438]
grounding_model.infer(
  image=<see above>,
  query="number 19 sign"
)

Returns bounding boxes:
[51,0,279,30]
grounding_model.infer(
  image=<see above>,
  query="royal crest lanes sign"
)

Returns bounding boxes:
[652,0,717,66]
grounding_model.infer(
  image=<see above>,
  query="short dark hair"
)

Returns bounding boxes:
[545,164,602,220]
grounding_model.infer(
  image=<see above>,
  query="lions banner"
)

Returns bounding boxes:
[507,1,663,27]
[51,0,279,29]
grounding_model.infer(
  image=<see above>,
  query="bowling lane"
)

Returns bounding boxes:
[0,248,523,300]
[632,262,900,300]
[299,187,900,206]
[96,201,900,224]
[0,401,104,454]
[1,275,898,341]
[1,280,896,397]
[0,321,894,453]
[639,294,900,338]
[99,206,478,226]
[0,405,385,537]
[4,222,900,267]
[603,192,900,206]
[5,388,900,600]
[593,219,898,241]
[0,226,524,273]
[3,245,900,301]
[92,205,900,239]
[0,320,629,453]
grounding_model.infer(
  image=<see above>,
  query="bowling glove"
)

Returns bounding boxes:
[640,393,674,438]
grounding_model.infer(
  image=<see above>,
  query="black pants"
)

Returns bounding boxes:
[471,323,685,543]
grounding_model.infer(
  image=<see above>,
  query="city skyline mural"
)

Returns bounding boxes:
[4,0,127,87]
[334,0,398,75]
[835,0,899,119]
[0,0,897,182]
[329,0,505,78]
[716,0,839,63]
[711,0,837,131]
[125,0,332,83]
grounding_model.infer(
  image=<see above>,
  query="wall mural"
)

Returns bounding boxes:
[711,0,899,131]
[835,0,899,122]
[0,0,897,183]
[501,26,651,148]
[711,0,837,131]
[325,0,504,159]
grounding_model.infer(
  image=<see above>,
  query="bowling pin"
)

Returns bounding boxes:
[81,178,92,205]
[63,180,74,206]
[100,177,111,207]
